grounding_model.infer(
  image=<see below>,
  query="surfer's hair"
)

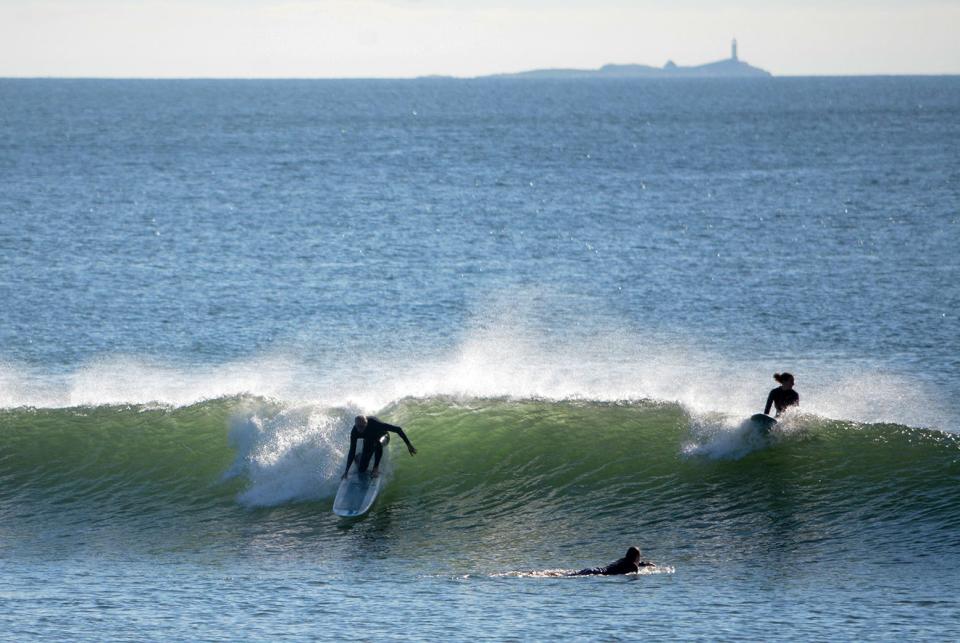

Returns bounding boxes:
[625,546,641,562]
[774,372,794,385]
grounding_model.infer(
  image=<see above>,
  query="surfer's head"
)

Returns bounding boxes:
[625,546,642,563]
[774,372,794,388]
[354,415,368,432]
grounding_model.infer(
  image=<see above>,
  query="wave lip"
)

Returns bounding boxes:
[2,321,955,434]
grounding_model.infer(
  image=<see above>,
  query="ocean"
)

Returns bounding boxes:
[1,76,959,640]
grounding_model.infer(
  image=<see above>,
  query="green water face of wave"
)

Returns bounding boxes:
[1,396,958,561]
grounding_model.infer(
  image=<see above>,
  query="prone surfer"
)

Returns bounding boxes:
[341,415,416,479]
[569,546,654,576]
[764,372,799,417]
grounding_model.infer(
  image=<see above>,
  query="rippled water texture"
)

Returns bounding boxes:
[1,77,959,639]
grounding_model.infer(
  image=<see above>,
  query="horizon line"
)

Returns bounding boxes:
[2,73,960,81]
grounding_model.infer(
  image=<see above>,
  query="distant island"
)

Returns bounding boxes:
[479,39,771,79]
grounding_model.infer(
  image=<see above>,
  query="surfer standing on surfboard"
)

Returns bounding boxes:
[764,372,799,417]
[341,415,417,479]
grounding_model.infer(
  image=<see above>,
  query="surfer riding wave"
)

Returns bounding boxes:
[341,415,417,479]
[764,372,799,417]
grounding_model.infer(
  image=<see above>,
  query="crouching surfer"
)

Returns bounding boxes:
[341,415,417,480]
[570,547,654,576]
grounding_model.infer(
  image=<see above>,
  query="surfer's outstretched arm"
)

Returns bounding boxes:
[390,426,417,455]
[370,418,417,455]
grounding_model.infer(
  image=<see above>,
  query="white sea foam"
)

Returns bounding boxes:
[0,320,954,432]
[492,565,675,578]
[681,414,768,460]
[223,404,362,507]
[0,354,309,409]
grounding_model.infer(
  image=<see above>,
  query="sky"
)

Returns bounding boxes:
[1,0,958,78]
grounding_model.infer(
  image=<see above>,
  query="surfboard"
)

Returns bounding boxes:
[749,413,778,434]
[333,434,389,517]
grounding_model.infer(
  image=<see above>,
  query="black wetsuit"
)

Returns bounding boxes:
[344,418,412,474]
[764,387,799,416]
[572,557,651,576]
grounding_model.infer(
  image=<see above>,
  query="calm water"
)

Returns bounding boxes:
[1,77,959,640]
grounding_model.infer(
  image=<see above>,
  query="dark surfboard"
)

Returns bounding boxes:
[750,413,778,435]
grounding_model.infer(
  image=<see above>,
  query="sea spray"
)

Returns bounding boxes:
[224,403,358,507]
[0,322,952,432]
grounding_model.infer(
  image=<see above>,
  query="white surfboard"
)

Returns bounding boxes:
[333,435,389,517]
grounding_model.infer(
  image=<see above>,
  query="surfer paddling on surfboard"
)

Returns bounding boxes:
[764,372,799,417]
[341,415,416,480]
[569,547,655,576]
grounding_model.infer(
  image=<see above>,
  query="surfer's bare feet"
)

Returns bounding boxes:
[371,467,380,478]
